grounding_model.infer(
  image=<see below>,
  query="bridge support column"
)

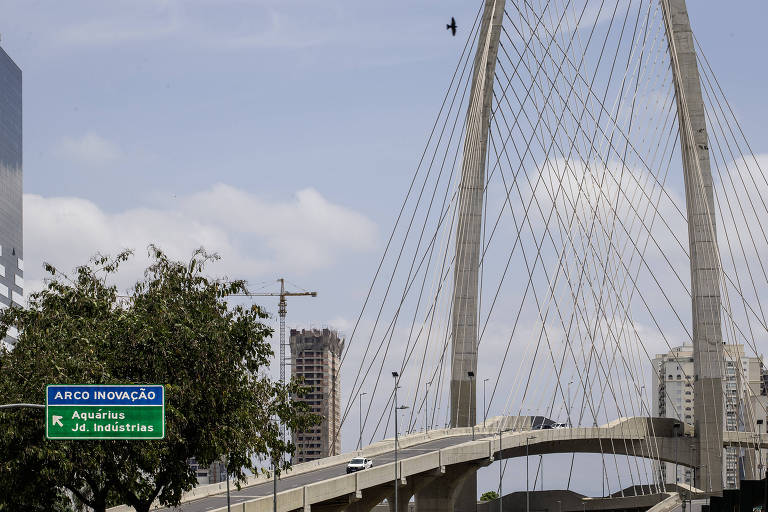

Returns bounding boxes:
[414,466,477,512]
[451,0,506,509]
[342,487,395,512]
[661,0,724,495]
[387,474,443,512]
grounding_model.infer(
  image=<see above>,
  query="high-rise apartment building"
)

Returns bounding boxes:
[0,44,24,345]
[290,328,343,463]
[651,344,767,489]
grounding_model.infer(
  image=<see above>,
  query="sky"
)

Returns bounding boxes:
[2,0,768,499]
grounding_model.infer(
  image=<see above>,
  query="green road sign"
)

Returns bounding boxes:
[46,385,164,440]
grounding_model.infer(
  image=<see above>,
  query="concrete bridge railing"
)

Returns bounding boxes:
[200,416,764,512]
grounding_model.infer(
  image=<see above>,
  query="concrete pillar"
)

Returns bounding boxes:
[387,481,412,512]
[414,466,477,512]
[342,487,394,512]
[661,0,724,495]
[451,0,505,509]
[386,476,438,512]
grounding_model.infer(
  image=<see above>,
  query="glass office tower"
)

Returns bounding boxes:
[0,44,23,344]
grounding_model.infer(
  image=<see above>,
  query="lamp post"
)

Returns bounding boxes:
[498,426,503,512]
[526,435,536,512]
[483,378,489,429]
[756,420,764,477]
[468,371,475,440]
[567,380,573,428]
[392,371,409,512]
[358,391,368,451]
[392,372,399,512]
[690,445,697,496]
[425,380,432,432]
[272,452,278,512]
[225,455,231,512]
[673,422,680,489]
[758,419,766,512]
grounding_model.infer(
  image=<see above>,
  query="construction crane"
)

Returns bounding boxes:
[242,278,317,385]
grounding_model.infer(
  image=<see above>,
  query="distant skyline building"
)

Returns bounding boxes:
[290,328,343,463]
[652,344,767,489]
[0,43,23,345]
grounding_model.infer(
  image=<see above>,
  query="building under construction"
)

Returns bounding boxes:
[290,328,344,463]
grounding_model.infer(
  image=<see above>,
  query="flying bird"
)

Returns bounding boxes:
[446,17,457,36]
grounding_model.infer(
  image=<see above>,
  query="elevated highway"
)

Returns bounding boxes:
[146,417,768,512]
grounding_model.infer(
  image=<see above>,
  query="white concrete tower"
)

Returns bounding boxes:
[661,0,725,495]
[450,0,505,509]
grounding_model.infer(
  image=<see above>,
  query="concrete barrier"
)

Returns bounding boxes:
[645,493,681,512]
[399,452,440,478]
[357,463,399,490]
[305,473,356,504]
[110,416,756,511]
[108,426,482,511]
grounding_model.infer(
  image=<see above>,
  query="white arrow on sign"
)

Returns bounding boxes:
[52,415,63,427]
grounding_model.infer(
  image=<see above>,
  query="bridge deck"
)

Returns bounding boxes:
[137,416,768,512]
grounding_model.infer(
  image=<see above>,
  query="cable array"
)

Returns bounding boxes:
[329,0,768,495]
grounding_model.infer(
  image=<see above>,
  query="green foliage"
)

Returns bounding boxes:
[480,491,500,502]
[0,248,320,512]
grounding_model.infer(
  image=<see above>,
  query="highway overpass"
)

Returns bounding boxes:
[128,416,768,512]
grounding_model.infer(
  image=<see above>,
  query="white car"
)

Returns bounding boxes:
[346,457,373,473]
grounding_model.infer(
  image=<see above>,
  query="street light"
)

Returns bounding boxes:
[526,436,536,512]
[392,371,409,512]
[468,371,475,440]
[225,455,231,512]
[498,425,503,512]
[673,422,680,489]
[690,445,697,496]
[567,380,573,427]
[483,377,489,429]
[272,441,278,512]
[358,391,368,451]
[758,419,767,512]
[425,380,432,432]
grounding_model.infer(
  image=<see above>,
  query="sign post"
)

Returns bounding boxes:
[46,385,164,440]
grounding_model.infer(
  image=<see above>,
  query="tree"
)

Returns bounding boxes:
[0,248,319,512]
[480,491,500,502]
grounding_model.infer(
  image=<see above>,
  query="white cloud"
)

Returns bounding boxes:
[57,18,180,46]
[54,133,123,167]
[23,184,377,294]
[52,3,333,50]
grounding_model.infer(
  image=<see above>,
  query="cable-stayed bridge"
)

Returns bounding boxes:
[158,418,768,512]
[155,0,768,510]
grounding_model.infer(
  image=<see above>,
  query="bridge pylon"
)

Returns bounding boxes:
[450,0,506,510]
[449,0,726,500]
[661,0,725,495]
